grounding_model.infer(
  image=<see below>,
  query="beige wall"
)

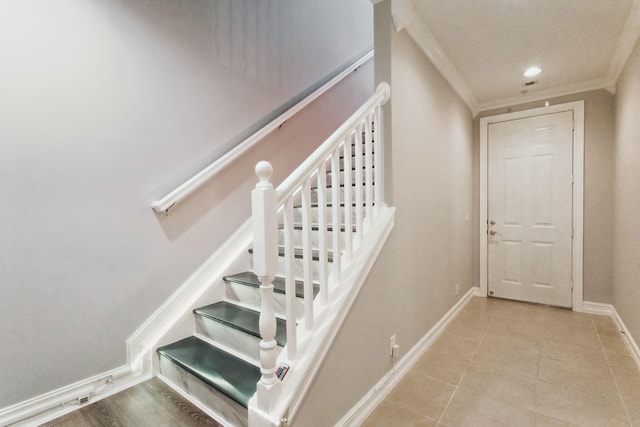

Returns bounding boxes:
[0,0,373,409]
[612,38,640,343]
[474,89,616,304]
[293,7,474,424]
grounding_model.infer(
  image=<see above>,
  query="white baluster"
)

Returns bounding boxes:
[364,113,373,229]
[301,178,314,330]
[283,198,297,360]
[373,106,383,216]
[317,161,328,304]
[251,161,281,413]
[354,123,364,248]
[331,149,342,282]
[343,136,353,265]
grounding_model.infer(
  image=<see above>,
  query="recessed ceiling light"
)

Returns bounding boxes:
[524,66,542,77]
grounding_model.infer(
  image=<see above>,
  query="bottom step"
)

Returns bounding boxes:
[157,336,260,407]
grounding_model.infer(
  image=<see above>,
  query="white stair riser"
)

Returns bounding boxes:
[292,206,358,224]
[194,317,282,365]
[250,251,335,283]
[325,168,370,186]
[224,281,306,321]
[278,227,341,248]
[309,186,375,205]
[158,356,249,427]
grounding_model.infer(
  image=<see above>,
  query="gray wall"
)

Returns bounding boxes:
[293,8,474,424]
[612,38,640,345]
[475,90,616,304]
[0,0,373,409]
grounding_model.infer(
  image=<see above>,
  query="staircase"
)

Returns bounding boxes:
[154,83,392,427]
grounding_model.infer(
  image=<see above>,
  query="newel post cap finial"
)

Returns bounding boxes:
[377,82,391,105]
[255,161,273,188]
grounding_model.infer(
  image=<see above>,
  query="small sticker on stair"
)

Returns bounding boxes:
[277,363,290,381]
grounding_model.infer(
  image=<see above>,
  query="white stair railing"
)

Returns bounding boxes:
[249,82,391,426]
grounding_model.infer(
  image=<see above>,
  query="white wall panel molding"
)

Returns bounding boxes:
[336,287,480,427]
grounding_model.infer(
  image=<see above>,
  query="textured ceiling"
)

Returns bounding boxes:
[408,0,640,111]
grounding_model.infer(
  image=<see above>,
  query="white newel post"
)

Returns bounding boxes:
[250,161,281,427]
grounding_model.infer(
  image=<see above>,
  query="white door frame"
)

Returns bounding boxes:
[479,101,585,311]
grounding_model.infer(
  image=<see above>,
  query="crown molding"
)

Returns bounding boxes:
[607,0,640,85]
[394,0,479,114]
[476,77,616,113]
[399,0,640,117]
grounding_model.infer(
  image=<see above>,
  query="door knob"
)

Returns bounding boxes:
[489,220,496,225]
[489,230,497,236]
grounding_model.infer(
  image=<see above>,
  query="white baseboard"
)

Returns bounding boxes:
[582,301,640,371]
[126,219,252,374]
[336,286,480,427]
[0,365,149,427]
[1,221,253,427]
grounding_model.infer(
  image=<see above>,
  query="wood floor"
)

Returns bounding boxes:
[41,378,221,427]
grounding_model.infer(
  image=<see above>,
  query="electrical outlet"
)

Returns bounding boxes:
[455,285,460,295]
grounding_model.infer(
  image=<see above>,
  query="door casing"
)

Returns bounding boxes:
[479,101,585,311]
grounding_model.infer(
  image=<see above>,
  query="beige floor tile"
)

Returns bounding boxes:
[385,372,456,420]
[365,298,640,427]
[459,362,536,411]
[446,312,490,342]
[609,361,640,404]
[464,296,493,313]
[540,339,608,365]
[489,311,550,341]
[473,327,540,377]
[542,325,601,350]
[605,348,638,368]
[599,334,631,354]
[538,356,618,397]
[626,406,640,427]
[439,387,535,427]
[429,332,480,358]
[592,314,621,336]
[413,349,471,386]
[363,401,438,427]
[533,413,578,426]
[535,380,629,427]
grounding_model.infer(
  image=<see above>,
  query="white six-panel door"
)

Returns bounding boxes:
[487,111,574,307]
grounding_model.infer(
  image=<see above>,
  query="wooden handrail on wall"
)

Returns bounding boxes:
[151,50,374,214]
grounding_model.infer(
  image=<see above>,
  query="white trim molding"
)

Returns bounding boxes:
[390,0,479,114]
[0,366,147,427]
[393,0,640,116]
[127,219,253,372]
[582,302,640,372]
[479,101,585,311]
[0,220,254,427]
[475,77,614,113]
[336,287,480,427]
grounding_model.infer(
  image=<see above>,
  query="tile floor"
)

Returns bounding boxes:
[363,297,640,427]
